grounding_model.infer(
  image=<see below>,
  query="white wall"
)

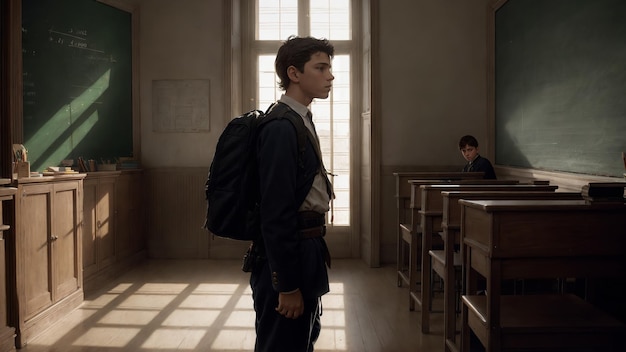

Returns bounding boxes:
[377,0,490,262]
[379,1,490,167]
[138,0,226,168]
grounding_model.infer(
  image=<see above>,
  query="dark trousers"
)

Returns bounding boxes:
[250,260,321,352]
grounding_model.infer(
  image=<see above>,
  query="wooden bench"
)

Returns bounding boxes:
[439,191,583,352]
[403,178,516,311]
[415,183,562,333]
[403,179,468,310]
[393,172,484,291]
[460,199,626,352]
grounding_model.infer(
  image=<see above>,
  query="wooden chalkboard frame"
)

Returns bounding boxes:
[488,0,626,178]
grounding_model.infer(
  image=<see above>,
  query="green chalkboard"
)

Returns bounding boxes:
[22,0,132,172]
[495,0,626,177]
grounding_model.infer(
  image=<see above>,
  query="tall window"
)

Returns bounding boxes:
[252,0,353,226]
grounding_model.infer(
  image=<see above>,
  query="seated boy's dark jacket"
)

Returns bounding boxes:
[256,104,330,299]
[462,154,497,179]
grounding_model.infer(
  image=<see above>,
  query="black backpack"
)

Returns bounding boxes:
[203,102,309,240]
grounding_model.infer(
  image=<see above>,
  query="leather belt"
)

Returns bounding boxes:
[297,211,325,229]
[299,225,326,239]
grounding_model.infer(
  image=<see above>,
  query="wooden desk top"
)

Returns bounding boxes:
[423,183,555,191]
[393,171,484,178]
[419,184,558,216]
[461,199,626,258]
[442,191,583,229]
[410,180,525,210]
[442,190,579,197]
[394,171,484,198]
[460,198,625,211]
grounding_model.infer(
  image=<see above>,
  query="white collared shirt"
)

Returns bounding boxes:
[278,95,332,214]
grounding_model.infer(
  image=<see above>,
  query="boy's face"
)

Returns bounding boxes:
[294,52,334,100]
[460,145,479,162]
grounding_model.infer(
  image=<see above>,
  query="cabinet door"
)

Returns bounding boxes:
[52,181,81,301]
[20,184,53,320]
[83,175,117,281]
[96,177,116,270]
[82,179,98,278]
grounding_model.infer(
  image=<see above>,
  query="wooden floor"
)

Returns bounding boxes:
[19,259,445,352]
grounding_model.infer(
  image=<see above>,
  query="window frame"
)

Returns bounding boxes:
[238,0,361,237]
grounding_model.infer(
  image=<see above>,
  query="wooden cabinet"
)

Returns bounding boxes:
[83,170,145,292]
[9,175,84,348]
[0,186,17,352]
[83,172,119,283]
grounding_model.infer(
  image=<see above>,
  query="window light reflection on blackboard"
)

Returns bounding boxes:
[26,69,110,172]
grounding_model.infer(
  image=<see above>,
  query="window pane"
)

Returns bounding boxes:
[258,55,282,109]
[310,0,350,40]
[332,208,350,225]
[258,0,298,40]
[254,2,352,226]
[310,54,350,225]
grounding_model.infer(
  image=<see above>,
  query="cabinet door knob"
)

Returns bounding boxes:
[50,235,59,241]
[97,220,102,228]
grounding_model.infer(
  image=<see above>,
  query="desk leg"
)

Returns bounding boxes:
[487,259,502,352]
[444,229,459,352]
[461,242,475,352]
[420,214,433,333]
[408,229,420,311]
[396,199,403,287]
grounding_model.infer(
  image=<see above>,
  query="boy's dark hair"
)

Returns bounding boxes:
[275,35,334,91]
[459,135,479,149]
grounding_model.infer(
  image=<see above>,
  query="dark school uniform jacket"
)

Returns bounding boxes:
[462,154,497,179]
[256,104,330,300]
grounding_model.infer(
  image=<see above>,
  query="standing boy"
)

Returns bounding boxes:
[250,36,335,352]
[459,135,497,179]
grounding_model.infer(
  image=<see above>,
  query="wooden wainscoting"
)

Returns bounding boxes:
[144,167,248,259]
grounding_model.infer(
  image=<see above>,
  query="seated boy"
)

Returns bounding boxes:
[459,135,496,179]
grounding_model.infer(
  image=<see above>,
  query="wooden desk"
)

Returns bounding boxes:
[440,191,583,352]
[399,175,489,310]
[416,183,553,333]
[393,172,483,290]
[460,199,626,352]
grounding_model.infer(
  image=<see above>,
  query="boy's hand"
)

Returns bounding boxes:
[276,289,304,319]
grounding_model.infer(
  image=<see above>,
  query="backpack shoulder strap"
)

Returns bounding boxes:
[259,102,309,162]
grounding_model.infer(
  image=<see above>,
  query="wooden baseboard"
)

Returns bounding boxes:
[18,289,84,348]
[0,326,16,352]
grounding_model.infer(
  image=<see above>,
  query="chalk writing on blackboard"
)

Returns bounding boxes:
[22,0,133,170]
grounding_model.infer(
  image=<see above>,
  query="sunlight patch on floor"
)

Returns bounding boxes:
[140,328,206,349]
[73,327,141,347]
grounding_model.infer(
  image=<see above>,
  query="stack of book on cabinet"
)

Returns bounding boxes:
[581,182,626,203]
[42,166,78,176]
